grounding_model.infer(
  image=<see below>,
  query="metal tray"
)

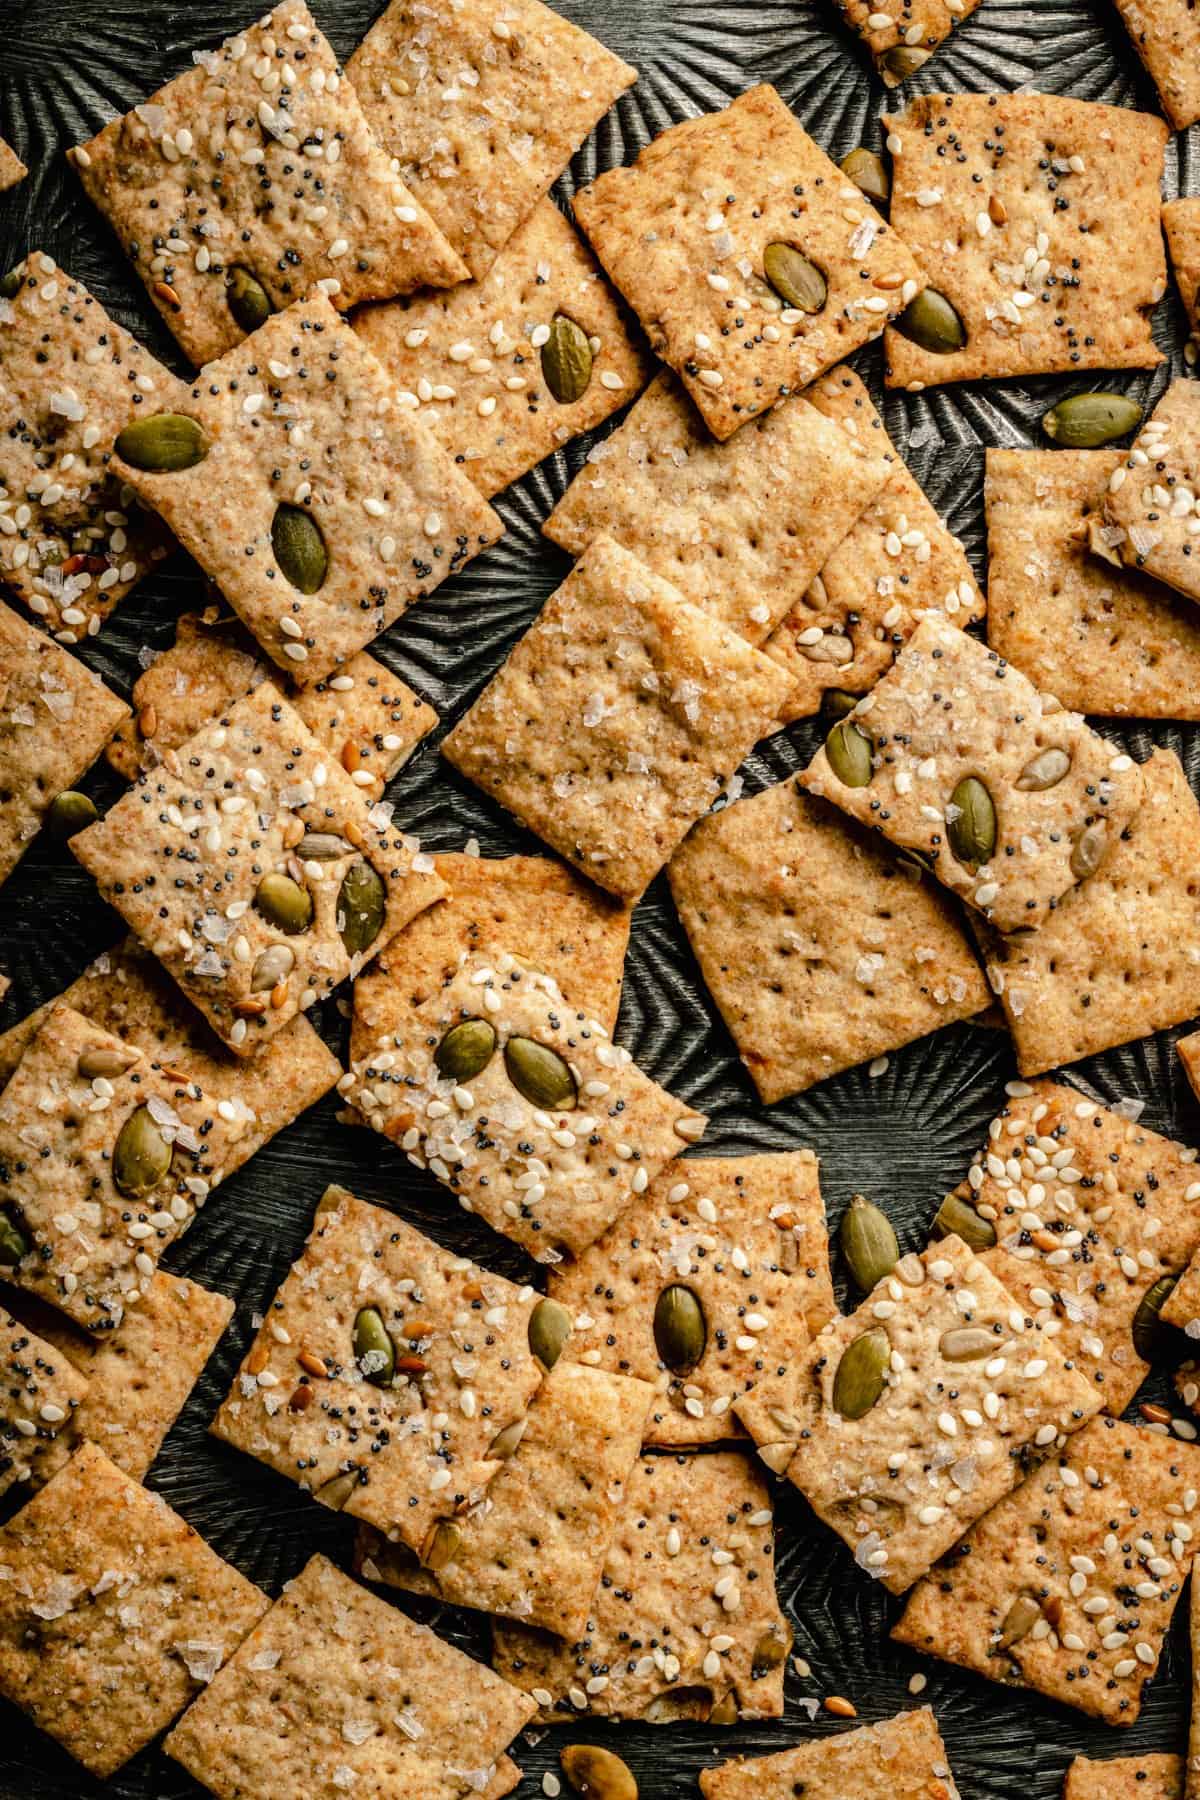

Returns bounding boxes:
[1,0,1197,1793]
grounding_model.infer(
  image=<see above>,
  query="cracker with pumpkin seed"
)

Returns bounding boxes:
[0,139,25,192]
[1113,0,1200,131]
[1065,1754,1183,1800]
[893,1415,1200,1725]
[541,370,891,646]
[492,1449,789,1723]
[441,534,794,900]
[546,1151,834,1444]
[344,948,705,1262]
[1164,201,1200,340]
[883,94,1168,390]
[355,199,651,500]
[110,295,503,687]
[354,1358,654,1636]
[800,612,1143,934]
[573,85,923,442]
[72,680,446,1057]
[698,1706,963,1800]
[165,1553,535,1800]
[668,777,989,1104]
[0,1307,89,1499]
[833,0,981,86]
[736,1231,1100,1594]
[211,1183,544,1555]
[1101,381,1200,606]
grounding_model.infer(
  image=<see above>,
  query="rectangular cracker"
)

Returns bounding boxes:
[0,139,25,192]
[668,776,989,1104]
[0,252,177,637]
[883,94,1168,389]
[542,369,892,646]
[0,598,129,892]
[1164,200,1200,338]
[985,448,1200,718]
[354,198,651,499]
[574,85,923,441]
[442,533,795,900]
[492,1449,789,1723]
[1113,0,1200,131]
[1101,380,1200,604]
[112,296,503,686]
[354,1358,654,1636]
[972,750,1200,1074]
[547,1150,835,1444]
[211,1183,544,1556]
[1065,1755,1183,1800]
[344,948,705,1262]
[893,1415,1200,1725]
[72,679,445,1056]
[765,365,984,714]
[833,0,982,83]
[736,1231,1101,1594]
[698,1707,962,1800]
[70,0,467,369]
[165,1553,535,1800]
[0,1307,89,1499]
[346,0,637,283]
[0,1442,267,1777]
[800,611,1144,934]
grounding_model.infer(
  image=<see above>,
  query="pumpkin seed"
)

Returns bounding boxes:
[839,1193,899,1292]
[45,790,98,838]
[820,687,860,721]
[77,1045,140,1080]
[255,871,313,935]
[763,242,827,314]
[832,1328,889,1420]
[947,775,996,869]
[0,269,20,301]
[894,286,966,355]
[226,264,273,335]
[487,1418,528,1459]
[1070,821,1109,880]
[751,1625,792,1677]
[882,44,931,78]
[839,147,890,206]
[338,861,386,956]
[0,1212,29,1266]
[939,1326,999,1362]
[1042,392,1143,449]
[529,1297,572,1370]
[422,1520,462,1572]
[707,1692,739,1726]
[1015,748,1072,792]
[114,412,208,472]
[562,1746,638,1800]
[653,1284,707,1371]
[1132,1272,1180,1362]
[272,502,328,595]
[825,717,873,787]
[504,1036,577,1110]
[998,1591,1042,1650]
[298,830,352,861]
[541,314,593,404]
[353,1306,396,1384]
[434,1018,497,1083]
[113,1104,172,1198]
[932,1192,997,1250]
[250,943,296,993]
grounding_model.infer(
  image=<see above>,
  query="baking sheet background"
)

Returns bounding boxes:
[0,0,1196,1793]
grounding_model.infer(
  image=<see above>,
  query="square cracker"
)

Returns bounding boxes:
[72,680,446,1057]
[354,198,651,500]
[832,0,982,84]
[765,365,984,715]
[735,1231,1101,1595]
[0,139,25,192]
[70,0,467,369]
[1064,1755,1183,1800]
[441,533,794,901]
[800,611,1144,934]
[354,1358,654,1637]
[892,1416,1200,1725]
[985,448,1200,718]
[165,1553,535,1800]
[1164,200,1200,337]
[547,1150,835,1444]
[1101,381,1200,606]
[883,93,1168,389]
[210,1183,544,1556]
[112,296,503,687]
[492,1449,789,1723]
[0,598,129,893]
[972,750,1200,1075]
[0,252,177,638]
[698,1707,962,1800]
[574,86,923,441]
[541,369,892,646]
[1112,0,1200,131]
[344,948,705,1262]
[0,1308,89,1499]
[668,777,989,1105]
[0,1442,267,1777]
[346,0,636,284]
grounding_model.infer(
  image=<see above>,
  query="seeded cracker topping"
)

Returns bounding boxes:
[1063,1752,1183,1800]
[698,1706,962,1800]
[832,0,980,86]
[0,1307,88,1498]
[1101,378,1200,606]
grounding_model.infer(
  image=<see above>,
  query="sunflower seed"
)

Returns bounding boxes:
[1015,749,1071,792]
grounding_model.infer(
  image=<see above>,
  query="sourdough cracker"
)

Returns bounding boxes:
[1165,200,1200,340]
[1112,0,1200,131]
[832,0,981,85]
[1064,1754,1183,1800]
[1102,381,1200,605]
[698,1707,962,1800]
[0,140,25,192]
[0,1308,88,1498]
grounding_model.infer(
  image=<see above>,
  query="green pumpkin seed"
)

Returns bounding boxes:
[353,1305,396,1384]
[998,1591,1042,1650]
[250,943,296,993]
[272,503,328,595]
[0,269,21,301]
[932,1192,997,1250]
[1132,1273,1180,1362]
[255,872,313,936]
[763,242,828,314]
[77,1045,140,1080]
[562,1746,638,1800]
[839,1194,899,1293]
[939,1326,999,1362]
[882,44,931,79]
[338,861,386,957]
[504,1036,577,1110]
[750,1625,792,1677]
[422,1520,462,1572]
[45,791,98,839]
[529,1297,572,1370]
[825,718,873,787]
[226,265,273,335]
[1070,821,1109,880]
[840,147,890,206]
[434,1018,498,1083]
[653,1284,707,1371]
[298,831,352,862]
[947,775,997,869]
[487,1418,528,1459]
[114,412,208,472]
[112,1105,172,1198]
[832,1328,889,1420]
[820,687,860,721]
[707,1692,739,1727]
[1042,392,1143,449]
[0,1212,29,1266]
[541,314,594,404]
[1015,749,1072,792]
[894,287,966,355]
